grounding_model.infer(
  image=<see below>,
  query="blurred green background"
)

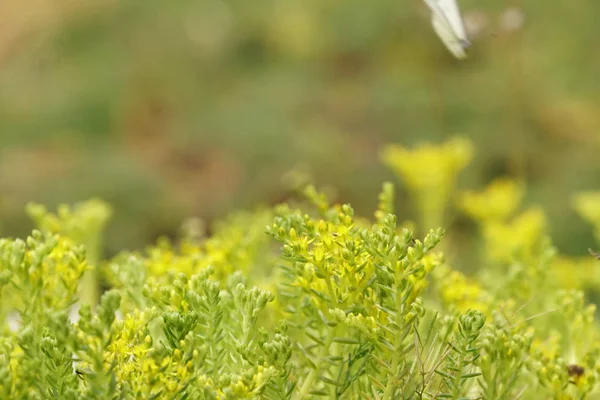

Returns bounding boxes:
[1,0,599,256]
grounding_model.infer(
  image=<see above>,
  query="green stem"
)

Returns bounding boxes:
[80,270,99,308]
[382,280,408,399]
[293,277,339,400]
[293,328,337,400]
[80,237,101,307]
[451,352,466,398]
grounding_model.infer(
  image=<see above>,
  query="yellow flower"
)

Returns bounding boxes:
[572,191,600,240]
[381,137,473,229]
[459,178,524,223]
[483,207,546,264]
[550,255,599,290]
[232,377,250,396]
[436,265,491,314]
[381,137,473,192]
[142,210,273,282]
[531,331,562,359]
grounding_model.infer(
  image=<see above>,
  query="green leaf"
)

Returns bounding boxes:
[319,376,340,386]
[333,337,360,345]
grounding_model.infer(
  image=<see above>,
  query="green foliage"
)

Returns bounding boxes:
[26,199,112,306]
[0,184,597,399]
[2,139,600,398]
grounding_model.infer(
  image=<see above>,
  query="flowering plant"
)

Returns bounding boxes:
[1,138,600,399]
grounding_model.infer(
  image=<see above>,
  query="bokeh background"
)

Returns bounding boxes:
[1,0,599,257]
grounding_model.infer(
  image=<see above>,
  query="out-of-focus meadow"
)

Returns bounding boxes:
[1,0,599,257]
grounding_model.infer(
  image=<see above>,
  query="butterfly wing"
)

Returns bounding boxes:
[424,0,470,59]
[431,11,468,59]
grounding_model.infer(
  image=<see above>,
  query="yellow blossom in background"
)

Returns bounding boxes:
[381,137,473,230]
[434,264,492,315]
[483,207,546,264]
[145,238,200,277]
[0,234,87,317]
[531,332,562,360]
[572,192,600,240]
[550,255,600,291]
[141,209,273,283]
[458,177,524,223]
[381,137,474,192]
[26,199,112,306]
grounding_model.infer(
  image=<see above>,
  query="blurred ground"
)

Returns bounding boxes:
[1,0,599,256]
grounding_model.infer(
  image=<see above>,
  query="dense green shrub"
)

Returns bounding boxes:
[2,139,600,399]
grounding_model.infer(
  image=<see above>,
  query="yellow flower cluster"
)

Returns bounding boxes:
[275,206,379,315]
[456,175,547,265]
[459,178,524,222]
[572,192,600,238]
[0,233,87,316]
[106,310,193,397]
[482,207,547,264]
[143,210,273,283]
[435,264,492,315]
[381,137,473,229]
[550,256,597,290]
[26,199,112,306]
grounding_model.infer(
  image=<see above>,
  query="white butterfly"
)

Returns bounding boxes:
[424,0,471,59]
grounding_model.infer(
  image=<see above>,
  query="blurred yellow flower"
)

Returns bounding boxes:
[572,191,600,240]
[381,137,473,230]
[381,137,473,193]
[483,207,546,264]
[435,264,491,315]
[551,255,600,291]
[459,177,524,223]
